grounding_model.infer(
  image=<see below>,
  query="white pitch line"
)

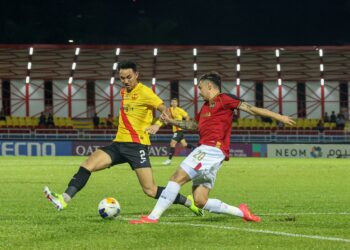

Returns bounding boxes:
[162,222,350,244]
[122,217,350,244]
[156,212,350,218]
[259,212,350,216]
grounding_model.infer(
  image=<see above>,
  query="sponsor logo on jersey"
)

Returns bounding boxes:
[200,112,211,117]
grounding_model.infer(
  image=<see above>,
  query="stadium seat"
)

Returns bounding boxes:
[237,118,245,129]
[296,119,304,129]
[24,117,32,127]
[31,117,39,127]
[56,117,66,128]
[19,117,26,128]
[54,117,60,127]
[6,116,13,127]
[12,117,20,128]
[72,119,93,129]
[324,122,336,130]
[64,118,74,128]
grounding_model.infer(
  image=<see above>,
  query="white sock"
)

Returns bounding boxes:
[203,198,243,217]
[148,181,181,220]
[62,193,71,203]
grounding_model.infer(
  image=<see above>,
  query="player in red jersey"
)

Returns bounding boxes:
[130,72,295,224]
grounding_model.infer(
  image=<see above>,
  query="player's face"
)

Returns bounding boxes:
[198,80,210,101]
[171,99,178,108]
[119,68,139,91]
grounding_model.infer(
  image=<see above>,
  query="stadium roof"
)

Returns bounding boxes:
[1,45,350,82]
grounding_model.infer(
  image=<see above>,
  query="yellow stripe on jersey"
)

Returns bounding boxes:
[114,82,163,145]
[169,107,189,132]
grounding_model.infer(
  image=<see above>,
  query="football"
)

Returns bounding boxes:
[98,197,121,219]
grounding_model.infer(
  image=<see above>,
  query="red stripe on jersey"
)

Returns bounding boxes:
[120,89,140,143]
[194,162,202,171]
[169,108,174,118]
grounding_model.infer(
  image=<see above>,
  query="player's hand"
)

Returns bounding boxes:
[160,111,171,124]
[145,124,160,134]
[281,116,296,126]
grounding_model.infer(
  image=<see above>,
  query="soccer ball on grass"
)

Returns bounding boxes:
[98,197,121,219]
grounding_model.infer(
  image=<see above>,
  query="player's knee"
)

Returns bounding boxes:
[142,186,157,198]
[170,171,189,185]
[81,159,95,172]
[194,197,207,208]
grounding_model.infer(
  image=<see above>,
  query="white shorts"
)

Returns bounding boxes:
[180,145,225,189]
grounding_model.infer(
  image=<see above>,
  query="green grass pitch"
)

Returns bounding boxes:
[0,157,349,249]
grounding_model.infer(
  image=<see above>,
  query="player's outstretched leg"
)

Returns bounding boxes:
[154,186,203,216]
[43,166,91,210]
[43,186,67,211]
[130,181,181,224]
[129,215,158,224]
[43,150,111,211]
[239,204,261,222]
[203,199,261,222]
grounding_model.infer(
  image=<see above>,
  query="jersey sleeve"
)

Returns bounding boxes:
[223,93,242,110]
[179,108,189,119]
[144,87,164,109]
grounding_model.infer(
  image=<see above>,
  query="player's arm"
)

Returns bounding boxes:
[183,113,191,121]
[145,103,166,134]
[160,111,198,130]
[156,103,167,113]
[238,101,296,126]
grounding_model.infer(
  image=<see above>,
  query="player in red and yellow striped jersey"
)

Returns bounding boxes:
[114,79,163,145]
[162,98,195,165]
[43,61,203,216]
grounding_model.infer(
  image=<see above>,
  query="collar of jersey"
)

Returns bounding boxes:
[207,92,221,104]
[126,82,142,94]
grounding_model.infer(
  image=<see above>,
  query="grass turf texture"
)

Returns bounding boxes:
[0,157,349,249]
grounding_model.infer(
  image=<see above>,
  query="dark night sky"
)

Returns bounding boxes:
[1,0,350,45]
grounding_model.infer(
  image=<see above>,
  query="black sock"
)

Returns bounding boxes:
[186,144,195,150]
[168,147,175,160]
[64,166,91,198]
[155,186,187,205]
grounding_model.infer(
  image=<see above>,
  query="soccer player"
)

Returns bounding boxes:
[43,61,202,216]
[162,98,195,166]
[130,72,296,224]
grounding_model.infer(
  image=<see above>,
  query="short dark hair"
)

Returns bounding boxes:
[171,98,178,102]
[117,61,137,72]
[199,72,221,91]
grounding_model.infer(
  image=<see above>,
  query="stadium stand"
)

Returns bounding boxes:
[234,118,338,131]
[0,116,118,129]
[1,115,348,144]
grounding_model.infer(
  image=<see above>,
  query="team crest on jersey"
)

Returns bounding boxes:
[123,105,133,112]
[209,102,216,108]
[131,93,138,100]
